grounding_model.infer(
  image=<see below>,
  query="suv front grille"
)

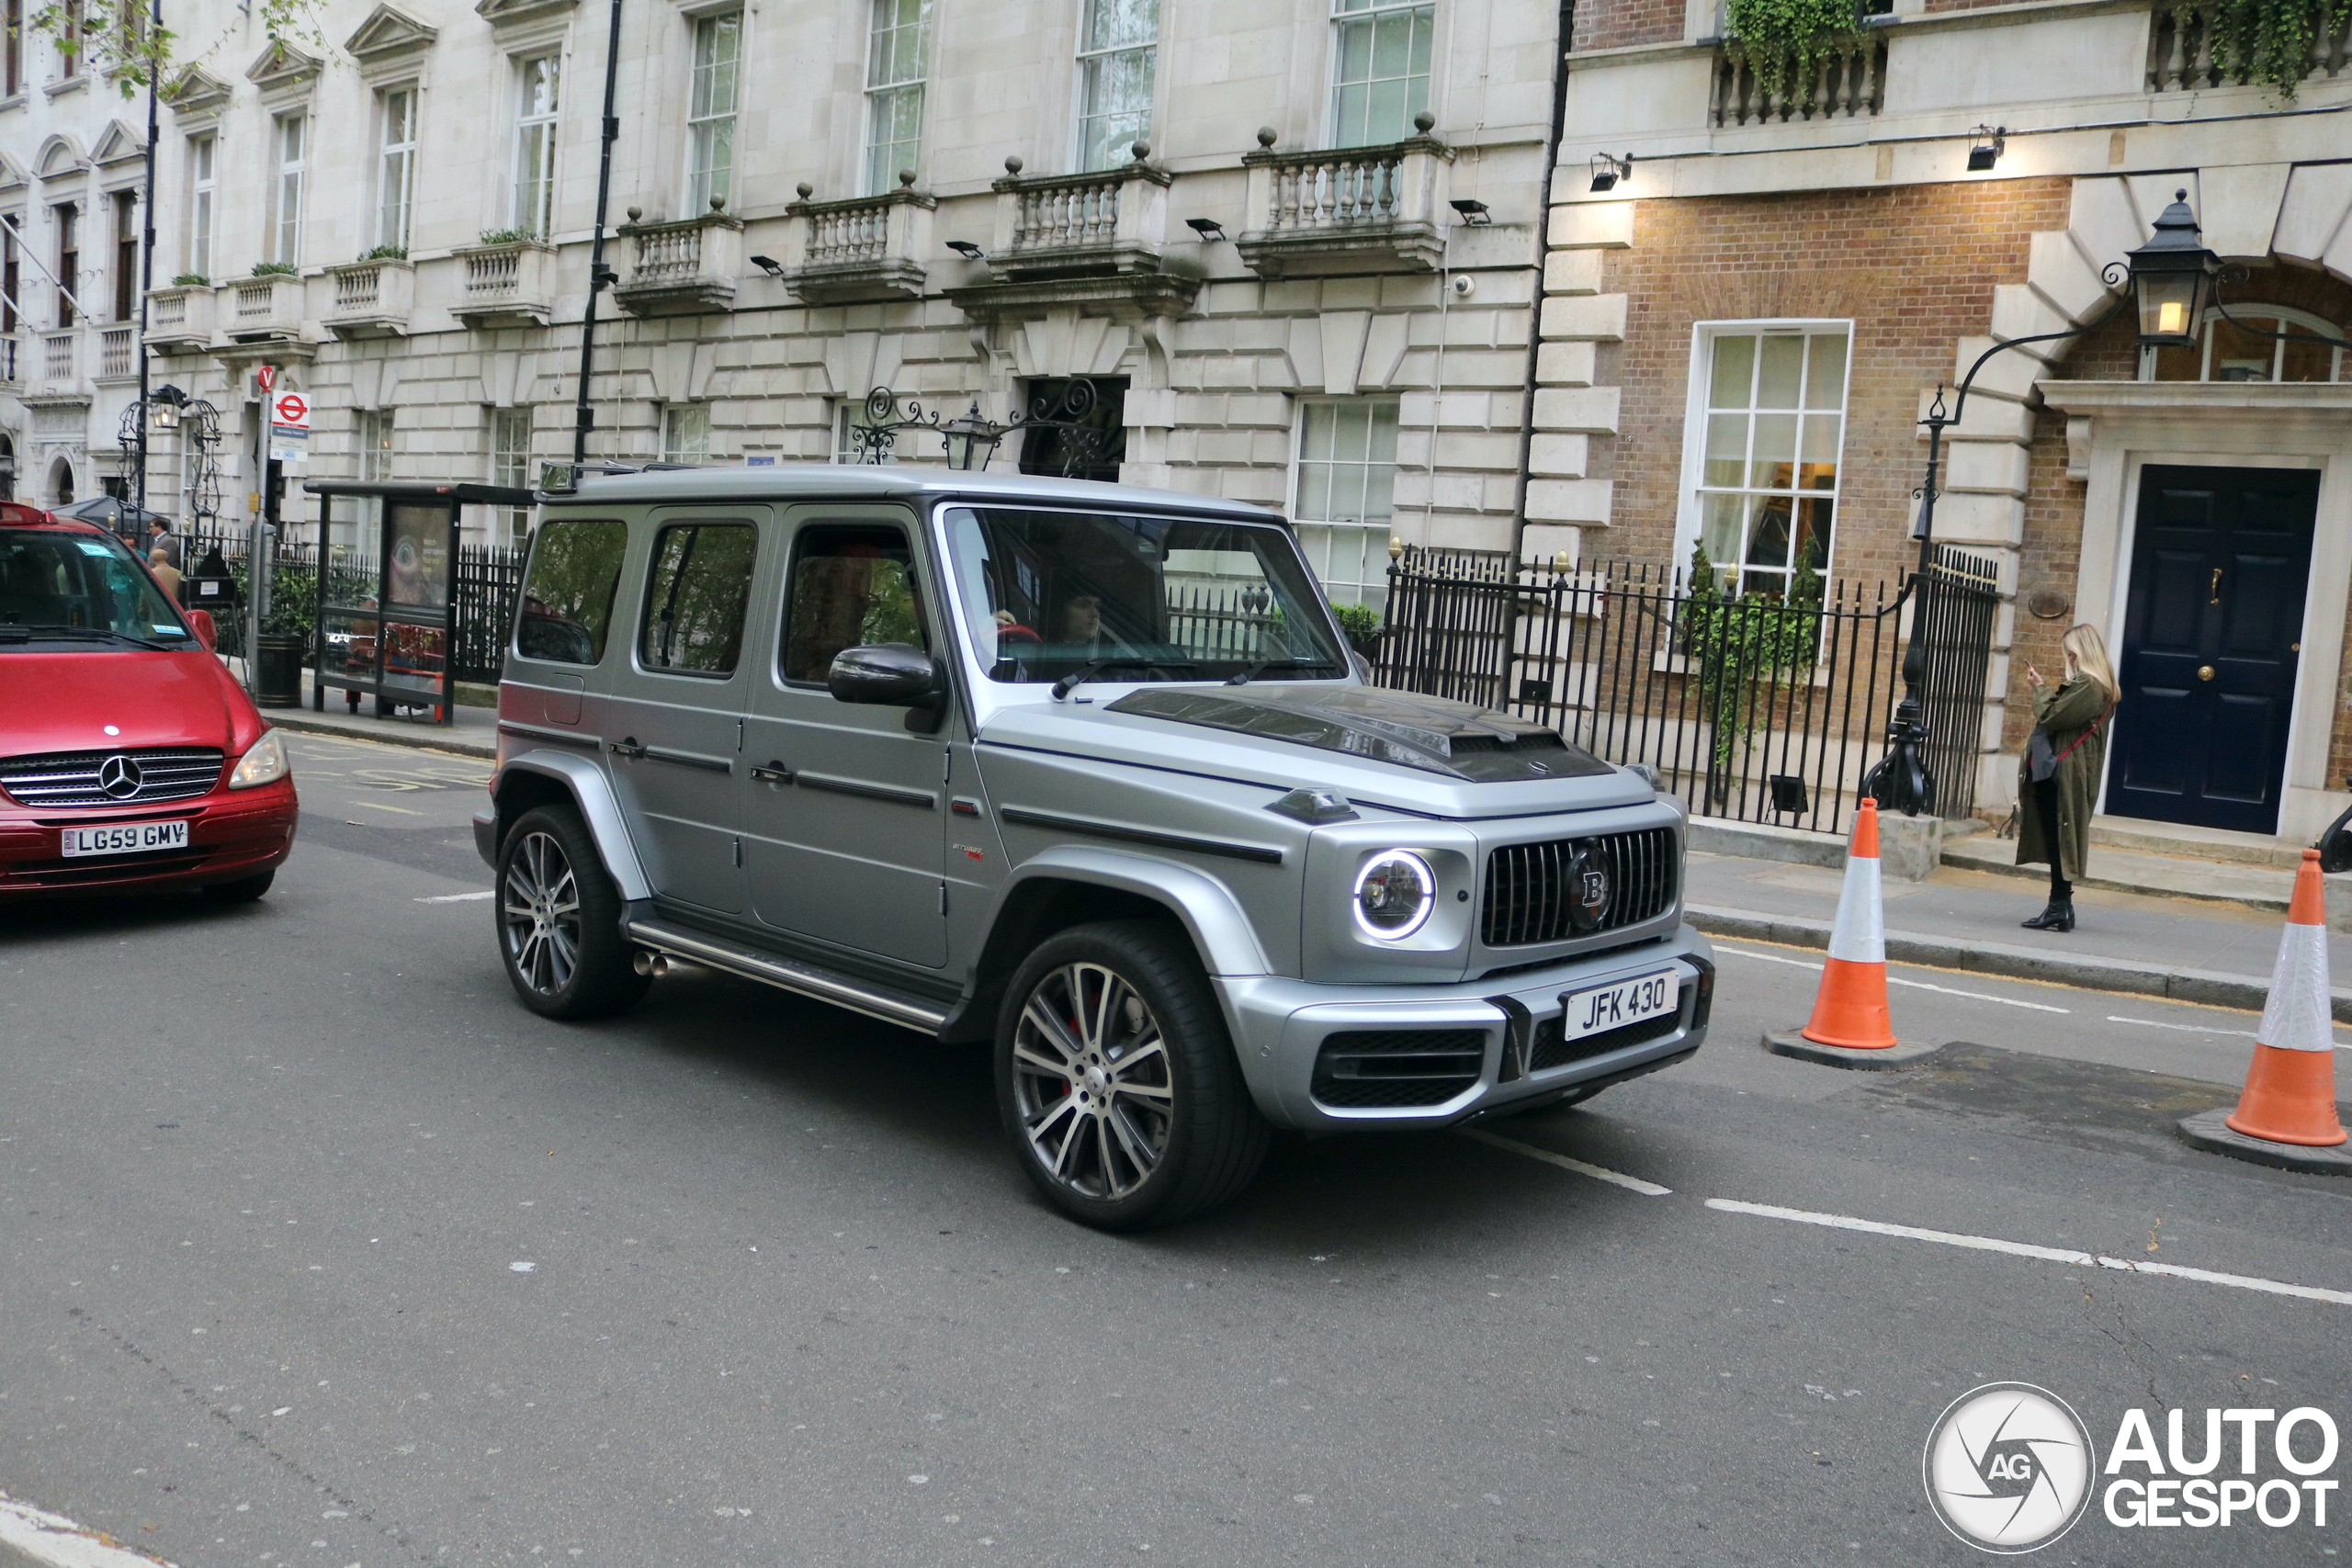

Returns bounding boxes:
[1312,1030,1487,1109]
[0,748,225,808]
[1482,827,1678,948]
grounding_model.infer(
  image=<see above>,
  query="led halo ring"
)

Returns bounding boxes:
[1352,850,1438,941]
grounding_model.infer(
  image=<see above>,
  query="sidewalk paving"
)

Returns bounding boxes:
[262,671,498,759]
[1686,848,2352,1023]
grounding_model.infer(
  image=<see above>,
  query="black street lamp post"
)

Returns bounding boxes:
[1866,190,2246,816]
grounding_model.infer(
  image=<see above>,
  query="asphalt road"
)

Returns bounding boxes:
[3,731,2348,1567]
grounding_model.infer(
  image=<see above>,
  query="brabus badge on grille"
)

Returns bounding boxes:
[1564,840,1612,934]
[96,754,143,800]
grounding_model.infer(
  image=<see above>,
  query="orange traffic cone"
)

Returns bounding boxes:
[1800,797,1899,1051]
[2224,849,2346,1147]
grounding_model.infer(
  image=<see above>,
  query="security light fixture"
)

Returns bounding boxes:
[1588,152,1634,193]
[1185,218,1227,243]
[1449,198,1491,226]
[1768,775,1810,816]
[946,241,987,261]
[749,254,785,278]
[1966,126,2006,172]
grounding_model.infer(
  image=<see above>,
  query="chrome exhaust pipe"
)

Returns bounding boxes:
[632,950,670,977]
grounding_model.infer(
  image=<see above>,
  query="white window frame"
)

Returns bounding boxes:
[490,405,533,545]
[271,111,307,266]
[1290,396,1401,608]
[356,408,395,481]
[2135,302,2347,384]
[685,11,741,212]
[1674,319,1853,598]
[1075,0,1158,172]
[1327,0,1434,149]
[863,0,931,196]
[662,402,711,464]
[377,85,418,252]
[512,53,561,237]
[186,132,214,279]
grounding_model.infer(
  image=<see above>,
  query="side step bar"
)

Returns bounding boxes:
[623,916,952,1034]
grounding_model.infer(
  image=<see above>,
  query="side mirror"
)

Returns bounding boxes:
[828,643,941,707]
[187,609,218,651]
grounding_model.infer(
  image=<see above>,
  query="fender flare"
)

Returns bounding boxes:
[494,751,653,903]
[990,845,1272,977]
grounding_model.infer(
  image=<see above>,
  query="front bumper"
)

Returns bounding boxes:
[1216,927,1714,1132]
[0,780,299,897]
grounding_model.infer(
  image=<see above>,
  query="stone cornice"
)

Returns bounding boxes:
[2038,379,2352,413]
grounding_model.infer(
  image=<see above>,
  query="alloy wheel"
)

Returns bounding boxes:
[1009,961,1176,1201]
[502,829,582,996]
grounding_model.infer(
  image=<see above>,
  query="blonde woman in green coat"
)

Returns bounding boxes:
[2016,624,2120,932]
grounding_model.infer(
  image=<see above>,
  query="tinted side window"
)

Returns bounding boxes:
[780,524,926,685]
[639,522,757,675]
[514,518,628,665]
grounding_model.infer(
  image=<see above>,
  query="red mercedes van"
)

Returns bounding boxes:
[0,502,297,901]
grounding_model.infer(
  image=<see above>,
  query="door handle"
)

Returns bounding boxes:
[2210,568,2222,604]
[2198,665,2216,682]
[608,737,647,760]
[750,761,793,784]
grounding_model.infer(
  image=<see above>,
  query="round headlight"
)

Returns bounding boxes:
[1352,851,1436,940]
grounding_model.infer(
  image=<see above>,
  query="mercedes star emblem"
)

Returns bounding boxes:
[96,754,144,800]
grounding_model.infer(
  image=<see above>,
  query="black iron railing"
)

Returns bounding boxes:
[1370,547,2002,839]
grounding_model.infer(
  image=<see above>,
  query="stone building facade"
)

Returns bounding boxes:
[3,0,1564,610]
[1548,0,2352,840]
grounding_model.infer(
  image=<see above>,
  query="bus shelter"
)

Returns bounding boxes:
[301,480,532,725]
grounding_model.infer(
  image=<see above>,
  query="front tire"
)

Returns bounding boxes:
[496,805,650,1021]
[994,919,1271,1231]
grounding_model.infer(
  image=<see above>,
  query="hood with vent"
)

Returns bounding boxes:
[1104,686,1613,784]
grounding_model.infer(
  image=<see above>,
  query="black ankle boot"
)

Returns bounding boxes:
[2020,899,2075,932]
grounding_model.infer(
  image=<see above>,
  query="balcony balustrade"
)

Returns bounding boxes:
[452,239,556,330]
[1236,123,1453,277]
[949,149,1195,318]
[145,285,215,354]
[0,333,17,387]
[98,325,136,380]
[1710,36,1886,125]
[324,259,416,338]
[786,179,934,304]
[615,203,743,317]
[2146,1,2352,88]
[43,330,76,389]
[222,274,306,343]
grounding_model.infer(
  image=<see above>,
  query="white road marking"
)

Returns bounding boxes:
[343,798,423,816]
[2108,1014,2351,1050]
[414,890,494,903]
[1705,1198,2352,1309]
[0,1492,179,1566]
[1713,945,2067,1012]
[1460,1129,1673,1196]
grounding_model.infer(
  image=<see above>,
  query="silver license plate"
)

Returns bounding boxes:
[1559,969,1679,1043]
[60,820,191,859]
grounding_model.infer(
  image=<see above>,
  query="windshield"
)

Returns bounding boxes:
[0,528,194,647]
[943,507,1347,684]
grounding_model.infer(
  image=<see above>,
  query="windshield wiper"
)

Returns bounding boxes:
[2,623,176,650]
[1049,657,1201,701]
[1225,659,1341,687]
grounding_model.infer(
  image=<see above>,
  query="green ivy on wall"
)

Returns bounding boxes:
[2195,0,2350,96]
[1724,0,1865,100]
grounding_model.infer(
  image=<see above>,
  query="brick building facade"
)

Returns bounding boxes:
[1544,0,2352,841]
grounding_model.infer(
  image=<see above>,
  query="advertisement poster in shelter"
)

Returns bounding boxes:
[386,502,451,611]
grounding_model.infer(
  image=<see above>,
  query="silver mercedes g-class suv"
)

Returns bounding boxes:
[477,465,1712,1229]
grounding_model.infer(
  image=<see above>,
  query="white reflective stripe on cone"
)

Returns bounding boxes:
[1826,853,1884,965]
[2259,920,2335,1054]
